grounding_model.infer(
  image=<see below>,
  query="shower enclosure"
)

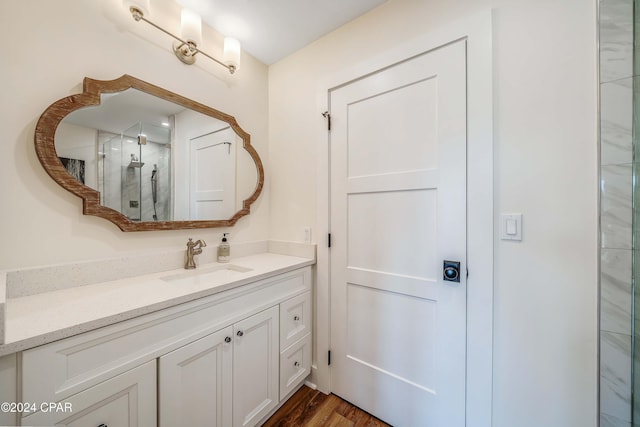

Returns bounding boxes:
[633,0,640,424]
[599,0,640,425]
[98,122,171,222]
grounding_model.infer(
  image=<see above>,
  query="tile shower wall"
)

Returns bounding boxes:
[118,141,171,222]
[99,134,171,222]
[600,0,635,426]
[139,142,171,222]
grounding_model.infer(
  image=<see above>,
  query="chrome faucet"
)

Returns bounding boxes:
[185,238,206,269]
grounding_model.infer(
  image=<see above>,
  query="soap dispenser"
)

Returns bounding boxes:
[217,233,230,263]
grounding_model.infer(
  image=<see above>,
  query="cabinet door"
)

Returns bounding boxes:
[159,326,233,427]
[21,360,156,426]
[233,306,279,427]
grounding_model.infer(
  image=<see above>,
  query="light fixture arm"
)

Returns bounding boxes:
[129,7,236,74]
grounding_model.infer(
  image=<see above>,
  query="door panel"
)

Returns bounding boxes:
[330,40,467,427]
[347,77,439,177]
[348,189,437,278]
[159,327,233,427]
[346,283,437,390]
[233,307,279,427]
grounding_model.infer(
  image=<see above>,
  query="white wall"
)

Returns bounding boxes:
[268,1,598,426]
[0,0,269,269]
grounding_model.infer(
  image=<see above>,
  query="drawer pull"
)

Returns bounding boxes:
[98,424,108,427]
[224,336,232,343]
[293,315,300,321]
[294,361,300,367]
[237,330,244,337]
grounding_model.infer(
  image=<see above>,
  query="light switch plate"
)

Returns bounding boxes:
[500,214,522,241]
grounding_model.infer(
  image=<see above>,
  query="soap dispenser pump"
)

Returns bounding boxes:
[218,233,230,263]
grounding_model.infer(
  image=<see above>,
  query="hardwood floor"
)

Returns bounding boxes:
[262,385,392,427]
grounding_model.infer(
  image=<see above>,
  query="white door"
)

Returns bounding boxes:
[233,306,279,427]
[189,127,236,219]
[159,327,233,427]
[330,40,467,427]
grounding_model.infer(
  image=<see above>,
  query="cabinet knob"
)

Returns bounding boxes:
[293,315,300,321]
[98,424,108,427]
[237,330,244,337]
[294,361,300,367]
[225,336,231,343]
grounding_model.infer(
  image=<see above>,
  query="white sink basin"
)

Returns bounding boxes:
[161,264,253,284]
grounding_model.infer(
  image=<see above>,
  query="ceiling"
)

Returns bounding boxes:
[175,0,388,65]
[63,89,225,143]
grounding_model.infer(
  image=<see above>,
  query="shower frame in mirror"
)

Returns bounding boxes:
[34,74,264,231]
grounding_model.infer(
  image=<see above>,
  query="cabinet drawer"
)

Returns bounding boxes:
[280,291,312,350]
[279,334,311,400]
[21,360,156,426]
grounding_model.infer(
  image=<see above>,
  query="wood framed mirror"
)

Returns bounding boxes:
[35,75,264,231]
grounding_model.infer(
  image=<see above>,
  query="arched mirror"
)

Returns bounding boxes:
[35,75,264,231]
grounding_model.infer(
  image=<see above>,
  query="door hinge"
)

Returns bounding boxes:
[328,233,332,248]
[322,111,331,131]
[328,350,331,366]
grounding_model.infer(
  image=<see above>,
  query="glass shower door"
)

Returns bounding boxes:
[97,122,172,223]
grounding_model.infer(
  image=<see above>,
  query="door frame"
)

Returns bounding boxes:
[314,10,493,427]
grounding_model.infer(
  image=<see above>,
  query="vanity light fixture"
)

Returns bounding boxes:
[126,2,240,74]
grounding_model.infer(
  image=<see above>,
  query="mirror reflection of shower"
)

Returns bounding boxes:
[151,164,158,221]
[97,121,172,222]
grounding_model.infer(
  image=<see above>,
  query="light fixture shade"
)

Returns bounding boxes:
[223,37,241,71]
[123,0,150,16]
[180,8,202,45]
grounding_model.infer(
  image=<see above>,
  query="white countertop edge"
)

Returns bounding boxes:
[0,253,314,356]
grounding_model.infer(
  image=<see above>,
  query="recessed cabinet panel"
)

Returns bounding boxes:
[233,306,279,427]
[280,334,312,400]
[280,291,312,349]
[21,360,156,426]
[159,326,233,427]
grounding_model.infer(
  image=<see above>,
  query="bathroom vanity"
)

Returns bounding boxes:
[0,248,314,427]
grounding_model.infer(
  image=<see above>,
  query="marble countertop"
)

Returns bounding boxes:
[0,252,314,356]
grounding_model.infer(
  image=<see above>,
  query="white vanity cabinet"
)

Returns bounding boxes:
[18,265,312,427]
